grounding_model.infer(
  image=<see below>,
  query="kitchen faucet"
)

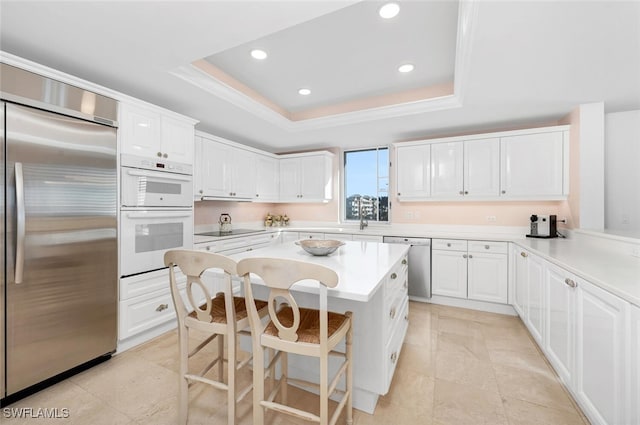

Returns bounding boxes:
[359,197,368,230]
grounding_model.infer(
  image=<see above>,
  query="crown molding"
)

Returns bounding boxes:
[170,0,477,132]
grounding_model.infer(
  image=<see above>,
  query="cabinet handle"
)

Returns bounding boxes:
[256,194,259,197]
[564,278,577,288]
[206,246,211,251]
[459,191,464,195]
[246,247,253,251]
[389,307,396,319]
[463,254,468,259]
[199,189,203,194]
[157,152,162,157]
[485,245,490,250]
[390,273,397,279]
[401,259,407,265]
[502,190,506,194]
[397,192,401,196]
[468,254,473,259]
[156,303,169,312]
[447,243,451,247]
[390,352,398,364]
[520,251,528,258]
[464,191,469,195]
[163,153,168,158]
[404,314,409,321]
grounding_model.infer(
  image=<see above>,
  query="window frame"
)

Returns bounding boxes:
[340,146,391,224]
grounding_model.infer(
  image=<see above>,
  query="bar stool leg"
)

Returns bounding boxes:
[346,312,354,425]
[178,328,189,425]
[253,345,265,425]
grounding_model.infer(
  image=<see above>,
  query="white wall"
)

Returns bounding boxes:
[605,110,640,233]
[579,102,605,231]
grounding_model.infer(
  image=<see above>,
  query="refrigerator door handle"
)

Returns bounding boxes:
[15,162,25,284]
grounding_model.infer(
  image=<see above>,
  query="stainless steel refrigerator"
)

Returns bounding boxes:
[1,64,118,403]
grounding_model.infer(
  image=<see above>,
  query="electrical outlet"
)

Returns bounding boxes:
[486,216,496,222]
[632,246,640,258]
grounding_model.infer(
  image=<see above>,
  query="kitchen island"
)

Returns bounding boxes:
[229,240,410,414]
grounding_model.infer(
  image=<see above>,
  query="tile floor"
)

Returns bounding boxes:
[2,302,590,425]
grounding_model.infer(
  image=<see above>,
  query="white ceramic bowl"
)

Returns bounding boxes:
[295,239,345,256]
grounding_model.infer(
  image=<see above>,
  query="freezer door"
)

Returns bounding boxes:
[5,103,117,395]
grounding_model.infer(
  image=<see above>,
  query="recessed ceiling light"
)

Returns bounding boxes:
[398,63,415,73]
[250,49,267,60]
[379,3,400,19]
[298,88,311,96]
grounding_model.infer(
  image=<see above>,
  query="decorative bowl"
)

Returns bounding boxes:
[295,239,345,256]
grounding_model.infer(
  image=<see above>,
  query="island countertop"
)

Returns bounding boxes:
[229,240,410,302]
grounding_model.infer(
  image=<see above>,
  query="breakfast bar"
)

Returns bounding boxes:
[229,240,411,414]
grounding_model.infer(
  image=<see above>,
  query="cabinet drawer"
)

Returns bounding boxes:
[196,241,219,252]
[250,232,278,245]
[385,256,408,294]
[120,268,184,301]
[353,234,384,242]
[218,235,251,251]
[324,233,353,241]
[386,289,407,340]
[432,239,467,251]
[119,289,177,340]
[298,232,325,240]
[468,240,508,254]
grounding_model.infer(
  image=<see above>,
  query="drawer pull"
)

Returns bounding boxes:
[404,314,409,321]
[156,303,169,312]
[468,254,473,259]
[390,273,397,280]
[485,245,490,250]
[401,259,407,265]
[520,252,528,258]
[390,352,398,364]
[447,243,451,247]
[564,278,577,288]
[462,254,468,259]
[389,307,396,319]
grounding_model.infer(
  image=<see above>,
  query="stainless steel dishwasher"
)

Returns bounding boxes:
[383,236,432,300]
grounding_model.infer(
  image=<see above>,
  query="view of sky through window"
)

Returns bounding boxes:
[344,147,389,222]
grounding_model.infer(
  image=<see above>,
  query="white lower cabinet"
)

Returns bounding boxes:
[544,261,576,388]
[432,239,508,304]
[575,278,628,425]
[630,305,640,425]
[513,246,635,425]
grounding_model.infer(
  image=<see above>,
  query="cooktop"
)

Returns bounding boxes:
[196,229,265,237]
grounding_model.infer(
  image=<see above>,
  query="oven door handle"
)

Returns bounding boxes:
[125,211,192,219]
[126,169,192,182]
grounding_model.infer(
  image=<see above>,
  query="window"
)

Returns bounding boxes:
[343,147,389,222]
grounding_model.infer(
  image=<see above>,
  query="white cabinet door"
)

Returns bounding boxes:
[396,145,431,200]
[631,305,640,425]
[575,278,628,425]
[431,142,463,198]
[299,155,331,201]
[255,154,279,201]
[232,148,256,199]
[513,248,529,318]
[432,250,467,298]
[500,131,564,197]
[467,252,508,304]
[279,232,300,243]
[544,261,576,387]
[526,253,545,346]
[161,115,194,164]
[353,234,384,242]
[464,137,500,197]
[120,103,162,159]
[199,138,232,198]
[279,157,300,200]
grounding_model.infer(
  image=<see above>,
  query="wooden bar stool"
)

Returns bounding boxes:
[164,249,268,425]
[237,257,353,425]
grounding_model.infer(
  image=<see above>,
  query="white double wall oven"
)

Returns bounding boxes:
[120,154,194,277]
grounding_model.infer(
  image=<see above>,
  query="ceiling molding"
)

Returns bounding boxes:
[170,0,477,132]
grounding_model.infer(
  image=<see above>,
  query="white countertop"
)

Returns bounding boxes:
[514,236,640,307]
[228,240,410,303]
[194,222,640,308]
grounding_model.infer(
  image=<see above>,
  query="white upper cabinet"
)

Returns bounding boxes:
[255,154,279,202]
[431,142,464,198]
[279,152,333,202]
[396,144,431,200]
[464,137,500,197]
[194,135,256,200]
[500,131,565,198]
[120,102,195,164]
[394,125,568,201]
